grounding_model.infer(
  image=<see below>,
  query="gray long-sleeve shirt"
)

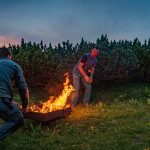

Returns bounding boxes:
[0,57,28,108]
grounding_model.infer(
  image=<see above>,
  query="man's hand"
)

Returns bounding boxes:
[89,77,93,83]
[84,75,91,83]
[22,108,27,113]
[85,76,93,83]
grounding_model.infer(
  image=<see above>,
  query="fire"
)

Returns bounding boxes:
[29,73,74,113]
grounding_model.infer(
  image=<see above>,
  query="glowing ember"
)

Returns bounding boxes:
[28,73,74,113]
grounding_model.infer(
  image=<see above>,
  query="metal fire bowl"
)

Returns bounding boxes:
[23,107,71,122]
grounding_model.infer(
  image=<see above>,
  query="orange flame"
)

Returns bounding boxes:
[29,73,74,113]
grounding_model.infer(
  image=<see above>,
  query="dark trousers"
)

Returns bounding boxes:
[0,98,24,141]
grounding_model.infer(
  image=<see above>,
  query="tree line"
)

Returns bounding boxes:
[8,34,150,87]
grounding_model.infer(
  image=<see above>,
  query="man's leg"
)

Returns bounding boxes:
[81,77,92,105]
[72,75,80,107]
[0,99,24,141]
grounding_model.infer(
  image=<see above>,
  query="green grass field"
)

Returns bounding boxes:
[0,82,150,150]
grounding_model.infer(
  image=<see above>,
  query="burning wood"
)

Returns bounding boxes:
[23,73,74,122]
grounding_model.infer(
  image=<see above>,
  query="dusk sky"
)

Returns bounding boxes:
[0,0,150,47]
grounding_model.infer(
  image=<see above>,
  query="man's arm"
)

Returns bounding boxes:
[15,64,29,110]
[19,87,29,109]
[78,62,90,82]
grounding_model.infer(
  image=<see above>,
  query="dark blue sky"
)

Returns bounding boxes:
[0,0,150,46]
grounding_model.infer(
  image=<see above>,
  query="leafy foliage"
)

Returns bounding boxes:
[8,35,150,87]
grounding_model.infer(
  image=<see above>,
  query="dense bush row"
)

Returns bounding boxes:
[9,34,150,87]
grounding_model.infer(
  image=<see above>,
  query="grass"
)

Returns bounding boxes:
[0,82,150,150]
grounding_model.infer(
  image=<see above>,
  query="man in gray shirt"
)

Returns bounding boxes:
[0,47,29,141]
[72,47,99,107]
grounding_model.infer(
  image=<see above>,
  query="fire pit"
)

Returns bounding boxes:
[23,107,71,122]
[22,73,74,122]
